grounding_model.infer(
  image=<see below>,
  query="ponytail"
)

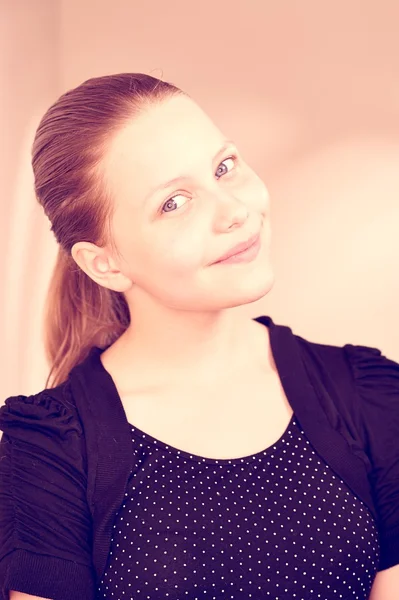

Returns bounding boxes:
[43,246,130,389]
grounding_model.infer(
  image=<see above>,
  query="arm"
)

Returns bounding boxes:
[343,344,399,597]
[10,593,52,600]
[369,564,399,600]
[0,390,95,600]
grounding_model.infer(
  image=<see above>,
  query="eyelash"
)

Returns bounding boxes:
[160,154,238,215]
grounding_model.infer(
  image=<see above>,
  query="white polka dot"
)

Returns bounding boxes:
[98,417,379,598]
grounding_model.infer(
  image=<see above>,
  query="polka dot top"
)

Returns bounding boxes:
[98,414,380,599]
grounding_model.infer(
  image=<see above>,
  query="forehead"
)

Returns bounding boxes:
[102,95,226,203]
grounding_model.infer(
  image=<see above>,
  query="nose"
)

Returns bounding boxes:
[213,191,250,231]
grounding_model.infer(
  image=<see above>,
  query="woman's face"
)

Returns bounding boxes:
[101,93,274,311]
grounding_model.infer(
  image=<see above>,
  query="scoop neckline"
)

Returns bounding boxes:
[90,316,298,465]
[127,411,297,465]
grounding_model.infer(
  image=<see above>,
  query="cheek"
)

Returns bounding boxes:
[143,231,205,278]
[240,166,270,209]
[250,175,270,211]
[132,231,208,308]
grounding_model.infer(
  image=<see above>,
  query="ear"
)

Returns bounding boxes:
[70,241,133,293]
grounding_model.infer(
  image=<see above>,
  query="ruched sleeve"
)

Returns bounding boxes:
[0,389,96,600]
[344,344,399,571]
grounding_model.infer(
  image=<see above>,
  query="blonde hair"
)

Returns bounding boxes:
[32,73,184,388]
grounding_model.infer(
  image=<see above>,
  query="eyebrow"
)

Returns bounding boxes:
[144,140,236,201]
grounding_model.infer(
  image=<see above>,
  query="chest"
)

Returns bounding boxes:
[100,427,379,600]
[120,369,294,460]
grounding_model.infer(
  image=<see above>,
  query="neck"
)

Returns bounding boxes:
[107,301,268,386]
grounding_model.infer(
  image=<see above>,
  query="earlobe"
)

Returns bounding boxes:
[86,269,133,293]
[105,272,134,293]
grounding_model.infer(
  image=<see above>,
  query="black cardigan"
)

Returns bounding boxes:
[1,315,399,600]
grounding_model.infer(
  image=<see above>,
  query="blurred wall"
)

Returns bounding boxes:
[1,0,61,398]
[1,0,398,398]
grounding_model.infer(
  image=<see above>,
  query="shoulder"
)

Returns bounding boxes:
[0,380,82,438]
[293,331,399,394]
[0,381,87,473]
[342,342,399,391]
[294,332,399,429]
[293,331,399,571]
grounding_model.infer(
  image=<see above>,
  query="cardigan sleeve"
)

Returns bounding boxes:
[344,343,399,571]
[0,390,96,600]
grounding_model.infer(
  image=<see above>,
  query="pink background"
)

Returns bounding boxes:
[1,0,398,398]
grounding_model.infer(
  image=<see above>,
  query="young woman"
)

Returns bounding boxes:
[0,73,398,600]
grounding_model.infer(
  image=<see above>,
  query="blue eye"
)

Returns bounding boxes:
[215,156,237,179]
[160,155,238,214]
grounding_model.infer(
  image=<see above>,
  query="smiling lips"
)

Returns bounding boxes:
[213,231,261,265]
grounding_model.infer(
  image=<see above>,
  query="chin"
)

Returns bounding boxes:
[245,270,275,305]
[220,267,275,309]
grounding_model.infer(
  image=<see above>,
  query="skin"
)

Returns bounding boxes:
[11,95,398,600]
[71,94,275,385]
